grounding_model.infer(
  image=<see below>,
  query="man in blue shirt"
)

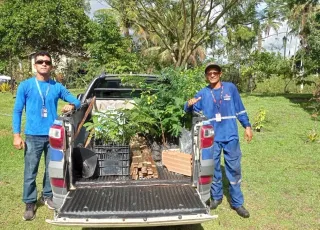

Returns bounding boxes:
[185,63,253,218]
[12,51,81,221]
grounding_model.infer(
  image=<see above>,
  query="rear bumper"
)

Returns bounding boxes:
[46,213,217,227]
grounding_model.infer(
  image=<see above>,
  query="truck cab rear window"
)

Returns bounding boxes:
[93,80,144,99]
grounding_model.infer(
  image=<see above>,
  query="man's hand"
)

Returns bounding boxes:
[244,127,253,143]
[13,134,25,150]
[62,104,75,113]
[187,97,201,107]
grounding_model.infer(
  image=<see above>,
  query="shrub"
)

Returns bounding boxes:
[305,82,320,143]
[0,83,11,92]
[252,108,266,132]
[254,75,317,94]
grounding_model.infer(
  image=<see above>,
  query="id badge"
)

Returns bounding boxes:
[216,113,221,122]
[41,107,48,118]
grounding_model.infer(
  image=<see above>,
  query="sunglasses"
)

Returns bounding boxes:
[35,60,52,65]
[206,71,221,76]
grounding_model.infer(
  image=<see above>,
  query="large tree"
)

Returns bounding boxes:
[105,0,242,68]
[0,0,90,60]
[255,0,284,51]
[136,0,242,68]
[283,0,320,77]
[84,10,141,77]
[103,0,136,38]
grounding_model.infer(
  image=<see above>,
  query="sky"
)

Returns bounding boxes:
[89,0,109,18]
[262,24,299,58]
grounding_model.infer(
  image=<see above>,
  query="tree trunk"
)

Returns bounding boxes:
[258,33,262,51]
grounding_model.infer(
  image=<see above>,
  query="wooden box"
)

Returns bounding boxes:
[162,149,192,176]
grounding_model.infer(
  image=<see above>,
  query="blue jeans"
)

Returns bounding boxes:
[23,135,52,204]
[210,139,244,208]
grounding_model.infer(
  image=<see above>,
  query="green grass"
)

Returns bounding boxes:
[1,91,320,230]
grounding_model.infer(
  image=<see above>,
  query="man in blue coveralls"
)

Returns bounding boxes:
[12,51,81,221]
[184,63,253,218]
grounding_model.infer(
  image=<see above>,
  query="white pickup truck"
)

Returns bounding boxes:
[46,74,216,228]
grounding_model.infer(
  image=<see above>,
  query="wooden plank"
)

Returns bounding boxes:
[132,150,141,156]
[141,166,147,174]
[132,156,141,164]
[162,149,192,176]
[73,96,96,141]
[162,150,192,160]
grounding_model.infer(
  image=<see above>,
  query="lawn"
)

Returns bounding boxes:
[0,91,319,230]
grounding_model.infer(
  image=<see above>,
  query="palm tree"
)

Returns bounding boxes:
[287,0,319,49]
[257,4,283,51]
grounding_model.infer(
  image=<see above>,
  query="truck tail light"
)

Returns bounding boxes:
[49,120,65,150]
[200,125,214,148]
[199,175,212,185]
[51,178,67,188]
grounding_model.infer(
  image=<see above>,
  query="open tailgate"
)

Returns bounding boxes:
[47,184,215,227]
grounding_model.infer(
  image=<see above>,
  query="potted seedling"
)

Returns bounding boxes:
[252,108,266,132]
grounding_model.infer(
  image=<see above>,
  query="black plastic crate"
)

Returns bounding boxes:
[94,142,130,176]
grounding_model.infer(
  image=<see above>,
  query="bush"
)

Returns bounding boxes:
[0,83,11,92]
[252,108,266,132]
[254,75,317,94]
[130,67,206,143]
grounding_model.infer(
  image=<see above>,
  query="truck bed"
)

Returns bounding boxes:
[49,164,214,227]
[58,183,206,219]
[75,166,190,186]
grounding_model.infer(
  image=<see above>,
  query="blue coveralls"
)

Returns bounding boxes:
[184,82,251,208]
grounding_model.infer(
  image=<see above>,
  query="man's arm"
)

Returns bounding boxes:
[59,85,81,112]
[184,97,202,112]
[12,83,26,149]
[232,84,253,142]
[244,127,253,143]
[184,90,203,113]
[232,84,250,128]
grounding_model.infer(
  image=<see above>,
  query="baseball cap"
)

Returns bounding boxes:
[204,62,222,74]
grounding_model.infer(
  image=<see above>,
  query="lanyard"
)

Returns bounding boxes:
[210,84,223,110]
[35,78,50,107]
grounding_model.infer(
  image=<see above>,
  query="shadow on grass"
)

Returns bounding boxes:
[282,93,316,116]
[83,224,204,230]
[249,93,317,117]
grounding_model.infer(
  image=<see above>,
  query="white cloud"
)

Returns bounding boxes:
[88,0,109,18]
[262,23,300,58]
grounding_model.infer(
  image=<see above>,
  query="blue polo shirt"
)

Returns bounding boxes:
[184,82,251,142]
[12,77,81,135]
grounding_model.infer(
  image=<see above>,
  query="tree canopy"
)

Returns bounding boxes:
[84,11,141,76]
[0,0,90,59]
[0,0,319,92]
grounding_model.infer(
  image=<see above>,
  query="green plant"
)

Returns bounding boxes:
[84,68,206,145]
[129,67,206,144]
[306,129,318,143]
[84,111,126,143]
[305,82,320,143]
[252,108,266,131]
[84,106,158,144]
[0,83,10,92]
[305,112,319,143]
